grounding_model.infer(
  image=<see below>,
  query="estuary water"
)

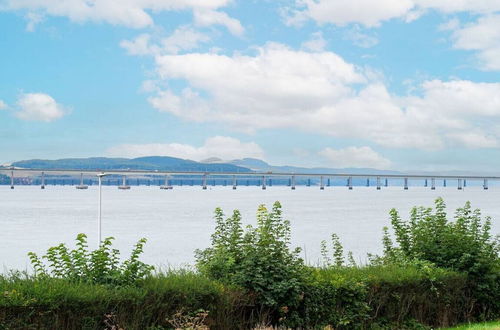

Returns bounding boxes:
[1,185,499,272]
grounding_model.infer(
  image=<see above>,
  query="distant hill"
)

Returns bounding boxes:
[12,157,252,173]
[230,158,402,175]
[10,156,405,175]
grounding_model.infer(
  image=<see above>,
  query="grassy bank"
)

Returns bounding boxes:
[1,198,499,329]
[0,266,468,329]
[443,321,500,330]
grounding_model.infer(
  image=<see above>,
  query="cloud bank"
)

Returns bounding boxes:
[319,146,391,169]
[2,0,243,34]
[107,136,264,161]
[126,42,500,150]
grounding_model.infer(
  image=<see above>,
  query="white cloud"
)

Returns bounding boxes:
[287,0,500,28]
[414,0,500,14]
[301,31,327,52]
[141,43,500,150]
[407,79,500,117]
[319,146,392,169]
[140,80,160,93]
[0,100,7,110]
[121,27,211,57]
[154,43,365,107]
[284,1,500,70]
[344,26,379,48]
[120,34,157,56]
[438,18,460,31]
[25,11,43,31]
[15,93,66,122]
[107,136,264,161]
[193,9,244,36]
[3,0,240,32]
[287,0,415,28]
[162,26,211,54]
[450,15,500,70]
[446,132,499,148]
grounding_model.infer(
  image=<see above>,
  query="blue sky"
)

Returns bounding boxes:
[1,0,500,171]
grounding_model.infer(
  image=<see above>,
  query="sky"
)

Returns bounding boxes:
[1,0,500,171]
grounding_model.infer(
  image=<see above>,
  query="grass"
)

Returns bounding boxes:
[442,321,500,329]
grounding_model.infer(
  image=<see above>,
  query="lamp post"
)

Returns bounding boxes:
[97,172,108,247]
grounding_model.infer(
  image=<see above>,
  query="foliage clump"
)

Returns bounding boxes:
[377,197,500,318]
[320,233,357,267]
[28,234,154,286]
[195,201,306,323]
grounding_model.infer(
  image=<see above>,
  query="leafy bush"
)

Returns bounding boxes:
[195,201,307,324]
[378,198,500,319]
[28,234,154,286]
[296,267,370,328]
[321,233,357,267]
[316,231,469,329]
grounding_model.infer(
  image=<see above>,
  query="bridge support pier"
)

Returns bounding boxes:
[118,176,130,190]
[77,173,89,190]
[202,174,207,190]
[160,176,173,190]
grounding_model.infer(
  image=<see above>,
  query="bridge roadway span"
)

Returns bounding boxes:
[1,167,498,191]
[1,168,500,180]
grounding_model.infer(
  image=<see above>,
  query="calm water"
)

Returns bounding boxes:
[1,186,499,271]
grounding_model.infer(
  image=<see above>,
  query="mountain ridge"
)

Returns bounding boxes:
[9,156,495,176]
[11,156,251,173]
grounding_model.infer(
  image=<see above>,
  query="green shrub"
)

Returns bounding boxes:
[28,234,154,286]
[195,201,307,325]
[296,267,370,329]
[378,198,500,319]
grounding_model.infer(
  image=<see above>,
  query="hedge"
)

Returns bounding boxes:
[0,266,470,329]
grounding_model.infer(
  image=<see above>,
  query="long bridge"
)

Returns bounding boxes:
[1,168,496,190]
